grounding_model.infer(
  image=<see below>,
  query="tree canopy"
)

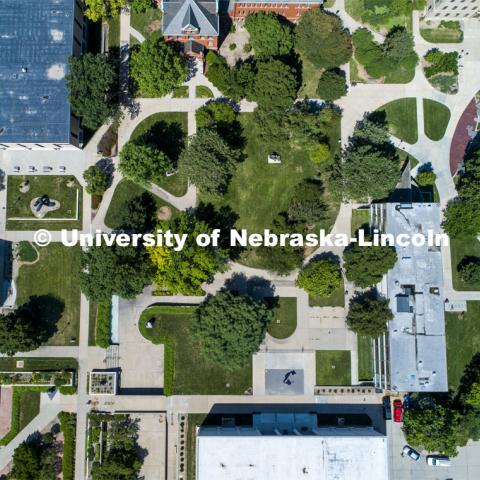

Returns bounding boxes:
[148,212,227,295]
[295,10,352,69]
[119,141,172,186]
[190,291,273,369]
[316,69,348,101]
[245,12,294,59]
[343,243,397,287]
[0,309,43,356]
[458,257,480,284]
[83,165,110,196]
[78,244,151,303]
[286,179,326,226]
[66,53,118,130]
[179,128,241,196]
[296,258,342,297]
[346,291,392,336]
[84,0,126,21]
[130,34,188,97]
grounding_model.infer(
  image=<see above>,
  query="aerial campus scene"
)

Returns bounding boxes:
[1,0,480,479]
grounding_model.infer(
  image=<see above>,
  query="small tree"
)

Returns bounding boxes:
[83,165,109,196]
[296,258,342,297]
[84,0,126,21]
[131,0,153,13]
[244,12,293,59]
[195,102,241,146]
[415,170,437,186]
[383,27,416,62]
[458,258,480,284]
[0,309,42,356]
[346,292,392,336]
[343,243,397,287]
[130,34,188,97]
[191,291,273,369]
[66,53,119,130]
[119,141,172,186]
[295,10,352,69]
[309,143,331,165]
[316,69,348,101]
[286,180,326,225]
[442,200,480,239]
[179,129,241,196]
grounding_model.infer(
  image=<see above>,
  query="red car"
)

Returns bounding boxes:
[393,399,404,422]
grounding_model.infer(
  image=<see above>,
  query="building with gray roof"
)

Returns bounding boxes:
[372,202,448,392]
[0,0,85,150]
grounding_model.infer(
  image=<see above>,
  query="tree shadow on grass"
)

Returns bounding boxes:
[223,273,276,299]
[20,295,65,343]
[136,121,185,163]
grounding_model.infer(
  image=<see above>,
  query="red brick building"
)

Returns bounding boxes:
[161,0,323,55]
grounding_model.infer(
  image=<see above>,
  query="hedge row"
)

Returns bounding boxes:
[95,302,111,349]
[59,412,77,480]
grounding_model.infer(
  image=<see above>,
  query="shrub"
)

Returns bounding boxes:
[309,143,331,165]
[131,0,153,13]
[296,258,342,297]
[316,69,347,100]
[229,43,237,51]
[58,412,76,480]
[424,50,458,78]
[243,42,252,53]
[416,170,436,186]
[95,302,111,349]
[458,258,480,284]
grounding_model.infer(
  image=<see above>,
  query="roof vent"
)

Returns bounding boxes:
[21,67,28,73]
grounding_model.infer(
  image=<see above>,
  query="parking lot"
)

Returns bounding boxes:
[388,418,480,479]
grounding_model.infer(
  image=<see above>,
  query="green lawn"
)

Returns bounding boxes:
[17,241,38,262]
[423,99,451,141]
[450,238,480,291]
[130,112,189,196]
[445,302,480,390]
[105,179,178,229]
[351,209,370,237]
[173,86,189,98]
[107,15,120,49]
[16,243,81,346]
[196,86,214,98]
[139,306,252,394]
[299,54,323,98]
[0,389,41,446]
[429,73,458,95]
[309,283,345,308]
[420,23,463,43]
[0,357,77,372]
[315,350,351,385]
[199,112,340,238]
[130,7,162,39]
[376,98,418,144]
[267,298,297,339]
[88,302,98,347]
[6,176,82,231]
[357,335,373,381]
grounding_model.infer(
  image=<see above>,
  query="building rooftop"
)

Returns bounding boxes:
[197,426,389,480]
[385,202,448,392]
[163,0,219,37]
[0,0,75,144]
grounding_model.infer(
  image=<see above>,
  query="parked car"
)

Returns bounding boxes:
[426,455,451,467]
[382,396,392,420]
[403,445,420,461]
[393,399,404,422]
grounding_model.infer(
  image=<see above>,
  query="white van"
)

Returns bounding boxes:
[426,455,451,467]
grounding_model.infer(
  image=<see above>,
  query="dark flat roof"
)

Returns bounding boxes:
[0,0,75,144]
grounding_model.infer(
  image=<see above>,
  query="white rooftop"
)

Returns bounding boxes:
[385,202,448,392]
[196,429,389,480]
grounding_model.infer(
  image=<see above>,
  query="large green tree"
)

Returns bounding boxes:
[346,292,392,336]
[0,309,42,356]
[286,180,326,226]
[195,102,242,147]
[296,258,342,297]
[245,12,293,59]
[119,141,172,186]
[191,291,273,369]
[148,212,227,295]
[84,0,126,21]
[83,165,110,196]
[343,243,397,287]
[78,244,151,303]
[295,9,352,69]
[179,129,241,196]
[253,59,299,111]
[130,34,188,97]
[66,53,118,130]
